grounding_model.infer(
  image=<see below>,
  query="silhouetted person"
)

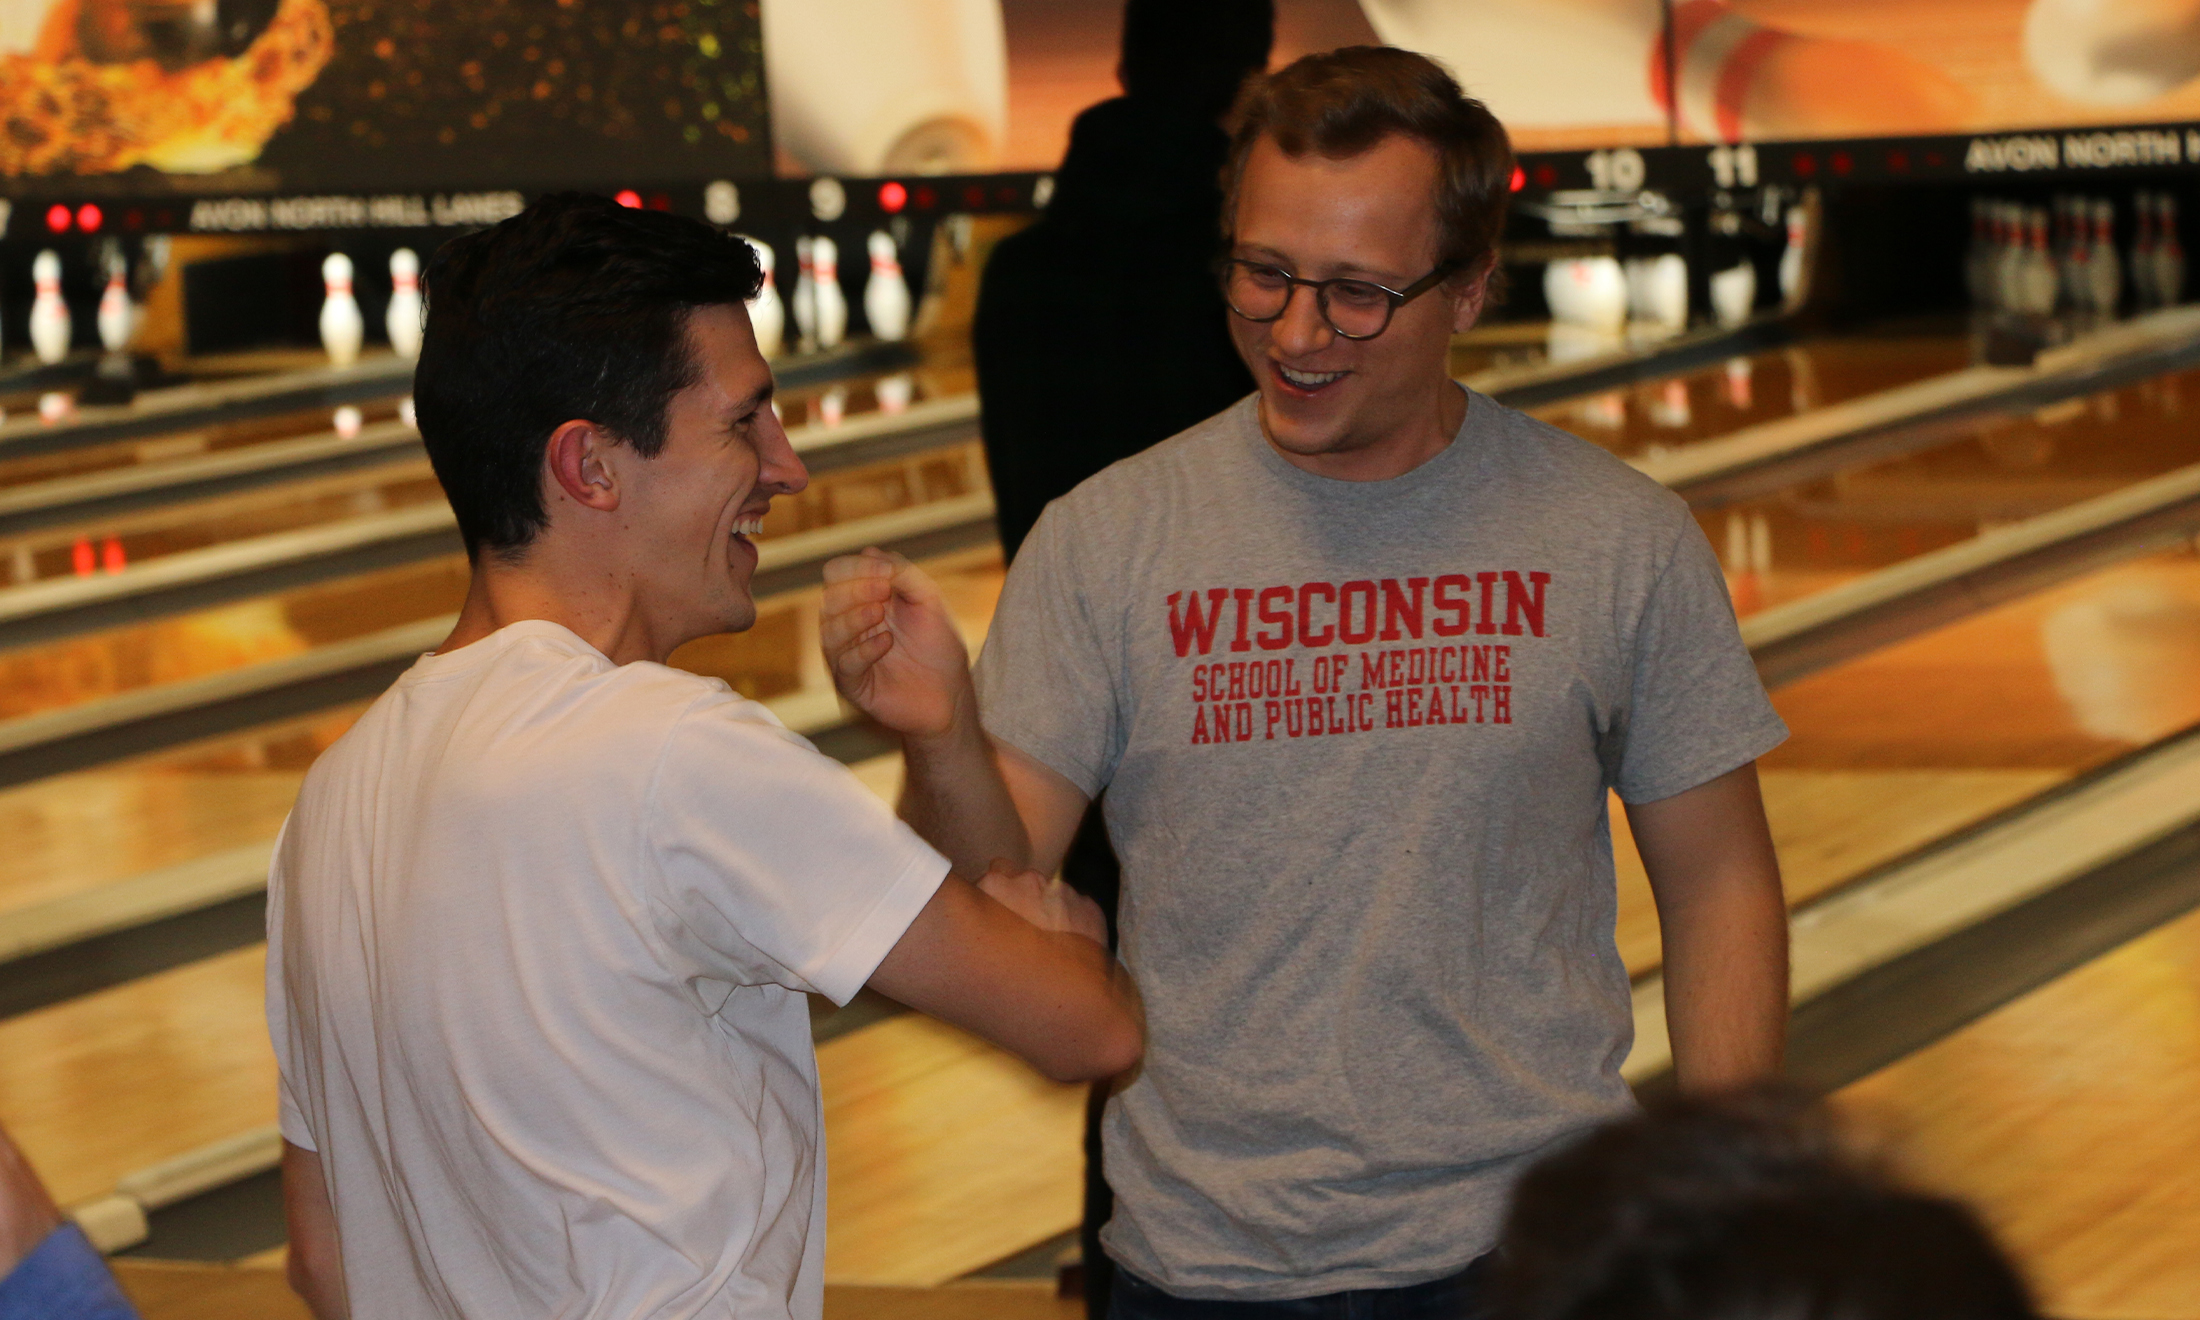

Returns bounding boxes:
[975,1,1268,561]
[971,5,1270,1315]
[1494,1090,2040,1320]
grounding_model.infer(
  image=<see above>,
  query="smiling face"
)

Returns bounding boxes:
[1228,131,1486,481]
[622,303,806,643]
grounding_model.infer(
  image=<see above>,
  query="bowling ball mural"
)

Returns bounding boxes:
[0,0,770,188]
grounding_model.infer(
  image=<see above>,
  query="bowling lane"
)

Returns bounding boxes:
[1,456,447,591]
[0,942,276,1209]
[1830,902,2200,1317]
[0,548,1008,1229]
[0,434,991,723]
[0,397,411,498]
[771,340,973,431]
[1613,543,2200,973]
[1704,359,2200,617]
[1531,326,1974,459]
[0,544,1005,925]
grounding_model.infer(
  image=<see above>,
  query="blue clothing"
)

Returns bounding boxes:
[0,1224,138,1320]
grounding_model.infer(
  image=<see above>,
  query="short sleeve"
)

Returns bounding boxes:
[1610,516,1789,803]
[971,504,1123,797]
[262,816,316,1152]
[648,698,948,1006]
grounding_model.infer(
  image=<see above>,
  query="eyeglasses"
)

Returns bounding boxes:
[1219,258,1458,340]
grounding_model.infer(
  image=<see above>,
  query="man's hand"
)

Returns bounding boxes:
[976,859,1108,947]
[820,548,971,738]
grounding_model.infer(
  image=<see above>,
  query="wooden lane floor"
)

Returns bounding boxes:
[0,544,1007,929]
[0,944,276,1209]
[0,397,410,502]
[0,549,1013,1279]
[1530,327,1974,459]
[1707,363,2200,617]
[772,338,973,433]
[0,704,369,926]
[0,437,992,726]
[1,455,448,594]
[1614,544,2200,973]
[12,537,2191,1287]
[1830,901,2200,1319]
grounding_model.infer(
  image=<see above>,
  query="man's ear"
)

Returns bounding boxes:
[1449,262,1493,335]
[544,420,622,514]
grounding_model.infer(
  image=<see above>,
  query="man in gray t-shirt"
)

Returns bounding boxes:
[823,47,1790,1314]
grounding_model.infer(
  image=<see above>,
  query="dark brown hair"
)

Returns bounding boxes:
[1222,46,1514,282]
[1493,1089,2040,1320]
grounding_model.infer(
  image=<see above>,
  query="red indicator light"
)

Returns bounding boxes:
[124,208,144,229]
[1830,150,1853,176]
[914,184,937,210]
[962,184,986,208]
[647,193,670,211]
[1924,151,1945,167]
[71,538,94,577]
[879,181,907,213]
[1791,152,1817,178]
[101,537,125,573]
[1509,165,1525,193]
[76,203,102,231]
[45,203,70,232]
[1886,149,1909,172]
[614,189,642,208]
[1533,162,1558,188]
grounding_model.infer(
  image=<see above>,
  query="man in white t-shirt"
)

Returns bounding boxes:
[267,193,1142,1320]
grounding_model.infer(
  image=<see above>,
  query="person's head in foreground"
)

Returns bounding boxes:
[1493,1090,2039,1320]
[415,191,802,661]
[1219,45,1513,479]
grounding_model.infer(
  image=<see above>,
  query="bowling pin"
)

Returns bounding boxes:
[1624,257,1655,323]
[2020,208,2059,314]
[29,250,71,365]
[1779,205,1809,305]
[875,372,913,414]
[2087,200,2121,317]
[385,249,423,361]
[1965,198,1995,308]
[811,235,847,350]
[2129,192,2159,309]
[1625,254,1686,329]
[739,237,784,358]
[1723,356,1754,410]
[2155,194,2185,307]
[320,253,363,368]
[1545,257,1625,333]
[863,230,911,342]
[1542,259,1581,326]
[96,249,133,353]
[791,237,818,352]
[1709,259,1756,328]
[2004,206,2034,312]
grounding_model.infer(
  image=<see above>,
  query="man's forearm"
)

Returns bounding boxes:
[1659,868,1789,1091]
[898,706,1032,876]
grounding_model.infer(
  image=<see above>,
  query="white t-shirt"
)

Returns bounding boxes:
[265,620,947,1319]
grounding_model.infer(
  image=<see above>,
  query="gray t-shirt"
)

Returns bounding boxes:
[973,392,1787,1300]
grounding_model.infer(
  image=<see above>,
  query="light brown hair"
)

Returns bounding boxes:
[1223,46,1515,283]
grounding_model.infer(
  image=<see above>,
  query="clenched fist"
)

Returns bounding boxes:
[820,548,973,738]
[976,859,1110,949]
